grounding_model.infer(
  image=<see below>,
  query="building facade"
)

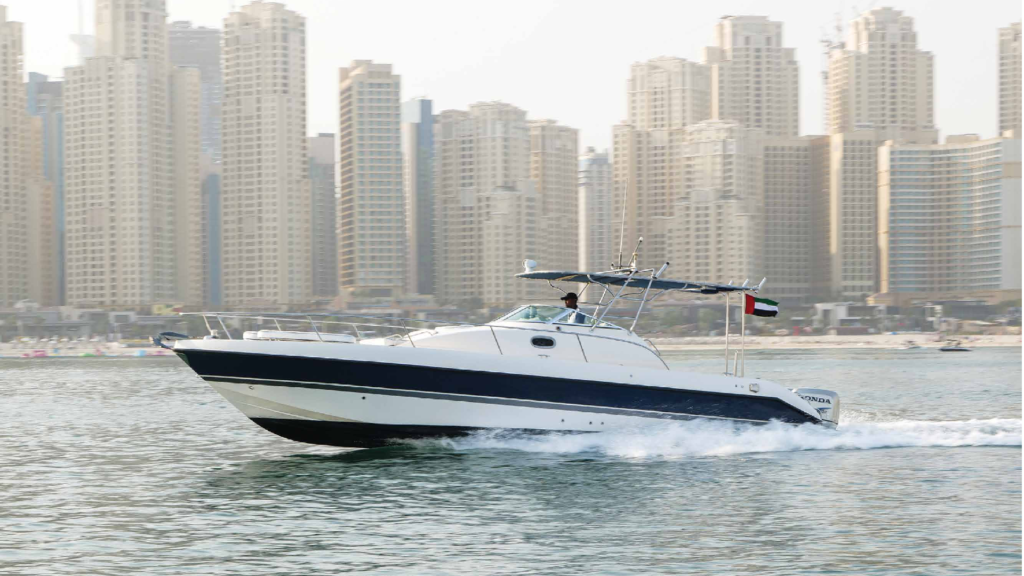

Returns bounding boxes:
[578,147,613,272]
[530,119,579,271]
[822,7,939,299]
[826,7,936,141]
[0,7,27,307]
[26,116,59,306]
[662,121,764,286]
[401,97,434,295]
[338,61,405,298]
[26,73,64,304]
[170,66,205,307]
[627,57,710,130]
[999,22,1022,135]
[64,0,177,308]
[878,134,1022,303]
[703,15,799,137]
[309,133,337,299]
[613,57,713,270]
[169,21,222,162]
[433,103,538,307]
[762,136,829,303]
[221,1,310,308]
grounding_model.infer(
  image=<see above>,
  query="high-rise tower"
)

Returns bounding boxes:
[221,1,310,308]
[704,16,799,136]
[999,22,1022,135]
[338,61,405,298]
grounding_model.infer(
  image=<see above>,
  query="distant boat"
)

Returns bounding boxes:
[901,340,921,350]
[939,340,971,352]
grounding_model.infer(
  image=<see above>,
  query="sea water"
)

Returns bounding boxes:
[0,348,1020,575]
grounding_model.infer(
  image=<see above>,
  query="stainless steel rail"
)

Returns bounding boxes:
[180,311,669,369]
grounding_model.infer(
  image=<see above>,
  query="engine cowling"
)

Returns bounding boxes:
[794,388,840,425]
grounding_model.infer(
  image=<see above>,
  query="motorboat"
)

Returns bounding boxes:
[939,340,971,352]
[901,340,921,350]
[157,254,841,448]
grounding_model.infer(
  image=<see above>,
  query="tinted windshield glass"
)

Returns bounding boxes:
[496,305,570,324]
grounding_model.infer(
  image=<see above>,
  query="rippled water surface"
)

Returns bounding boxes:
[1,348,1020,575]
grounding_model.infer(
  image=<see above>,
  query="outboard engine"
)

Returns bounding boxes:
[794,388,841,426]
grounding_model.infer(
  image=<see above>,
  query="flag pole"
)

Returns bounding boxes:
[740,292,746,377]
[724,292,730,374]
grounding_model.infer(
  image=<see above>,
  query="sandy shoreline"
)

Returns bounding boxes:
[3,332,1019,357]
[651,333,1022,351]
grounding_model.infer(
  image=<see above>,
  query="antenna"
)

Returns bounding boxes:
[616,176,628,269]
[629,237,643,271]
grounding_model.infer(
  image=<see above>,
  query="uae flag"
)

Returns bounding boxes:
[745,294,779,317]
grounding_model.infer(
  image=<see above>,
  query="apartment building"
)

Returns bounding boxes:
[627,57,710,130]
[762,136,829,303]
[826,7,936,141]
[64,0,176,308]
[309,133,337,299]
[878,134,1022,304]
[999,22,1022,135]
[823,7,939,298]
[169,21,222,162]
[401,97,434,295]
[170,66,204,306]
[663,121,764,285]
[338,61,405,298]
[26,116,58,307]
[0,7,26,307]
[703,15,799,137]
[26,73,65,304]
[578,147,613,272]
[614,57,712,268]
[433,102,537,307]
[221,1,311,308]
[530,119,579,271]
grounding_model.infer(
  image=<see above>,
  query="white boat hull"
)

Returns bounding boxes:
[173,338,827,448]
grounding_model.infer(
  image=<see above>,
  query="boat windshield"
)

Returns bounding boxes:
[494,305,622,329]
[495,305,571,324]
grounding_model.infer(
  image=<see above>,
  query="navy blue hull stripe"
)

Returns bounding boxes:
[250,418,564,449]
[204,375,743,422]
[177,348,818,425]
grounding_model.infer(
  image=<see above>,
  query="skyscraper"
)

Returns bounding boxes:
[822,7,938,298]
[433,102,535,306]
[26,116,58,306]
[171,66,205,306]
[627,57,710,131]
[64,0,176,307]
[762,135,829,303]
[169,21,222,162]
[0,7,27,307]
[530,119,579,271]
[703,15,799,136]
[26,73,64,304]
[338,61,405,298]
[826,7,936,140]
[401,97,434,295]
[878,135,1022,303]
[999,22,1022,135]
[309,133,337,299]
[578,147,613,272]
[663,121,764,285]
[614,57,712,268]
[221,1,311,308]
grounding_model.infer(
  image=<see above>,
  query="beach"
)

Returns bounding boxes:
[651,332,1021,350]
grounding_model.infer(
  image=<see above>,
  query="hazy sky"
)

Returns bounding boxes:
[7,0,1022,150]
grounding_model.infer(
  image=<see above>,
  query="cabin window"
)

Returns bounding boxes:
[531,336,556,349]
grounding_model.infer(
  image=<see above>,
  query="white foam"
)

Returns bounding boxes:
[433,418,1022,459]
